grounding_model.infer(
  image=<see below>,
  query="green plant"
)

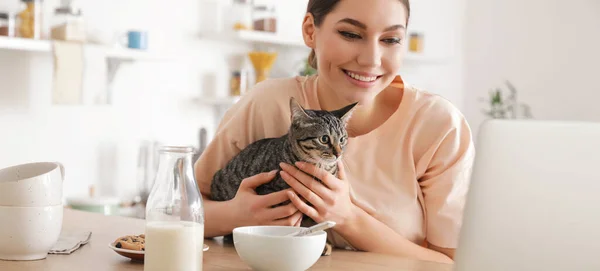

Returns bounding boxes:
[479,80,533,119]
[299,58,317,76]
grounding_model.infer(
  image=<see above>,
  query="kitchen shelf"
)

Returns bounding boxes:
[0,36,50,52]
[105,48,174,61]
[0,36,177,104]
[0,36,175,61]
[200,31,448,64]
[200,30,308,48]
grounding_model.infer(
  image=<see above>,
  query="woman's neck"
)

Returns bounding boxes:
[312,75,405,138]
[316,76,358,111]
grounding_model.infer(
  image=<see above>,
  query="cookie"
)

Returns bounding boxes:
[114,234,145,251]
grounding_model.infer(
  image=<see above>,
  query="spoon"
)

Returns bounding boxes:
[286,221,336,237]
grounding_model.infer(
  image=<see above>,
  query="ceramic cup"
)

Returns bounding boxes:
[0,205,63,261]
[0,162,65,207]
[125,30,148,50]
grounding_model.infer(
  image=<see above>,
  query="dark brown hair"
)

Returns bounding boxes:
[306,0,411,69]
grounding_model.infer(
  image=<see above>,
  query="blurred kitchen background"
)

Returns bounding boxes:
[0,0,598,217]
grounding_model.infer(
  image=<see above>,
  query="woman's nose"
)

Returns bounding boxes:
[356,40,382,68]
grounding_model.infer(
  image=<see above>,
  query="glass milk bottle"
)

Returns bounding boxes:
[144,146,205,271]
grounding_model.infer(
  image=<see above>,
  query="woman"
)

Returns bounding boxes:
[194,0,474,264]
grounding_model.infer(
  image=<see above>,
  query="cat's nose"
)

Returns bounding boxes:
[332,146,342,157]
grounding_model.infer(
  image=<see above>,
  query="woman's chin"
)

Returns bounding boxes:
[346,92,377,105]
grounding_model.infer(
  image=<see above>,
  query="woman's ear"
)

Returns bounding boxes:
[302,13,316,49]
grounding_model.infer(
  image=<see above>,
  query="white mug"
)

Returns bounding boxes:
[0,205,63,261]
[0,162,65,207]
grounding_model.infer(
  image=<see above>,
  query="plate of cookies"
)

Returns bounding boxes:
[109,234,209,262]
[109,234,146,262]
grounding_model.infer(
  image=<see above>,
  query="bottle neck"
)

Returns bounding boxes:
[146,146,201,222]
[153,150,193,196]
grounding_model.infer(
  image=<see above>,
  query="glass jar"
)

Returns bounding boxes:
[229,0,252,31]
[252,5,276,33]
[50,6,85,42]
[144,146,205,271]
[17,0,42,39]
[409,33,424,53]
[0,13,17,37]
[230,69,248,97]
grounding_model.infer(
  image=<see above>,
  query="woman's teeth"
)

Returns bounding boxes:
[345,70,377,82]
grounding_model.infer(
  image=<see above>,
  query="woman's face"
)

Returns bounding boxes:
[306,0,408,104]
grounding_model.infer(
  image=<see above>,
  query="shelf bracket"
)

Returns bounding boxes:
[106,58,135,104]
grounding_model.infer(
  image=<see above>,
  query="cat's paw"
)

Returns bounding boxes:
[321,242,333,256]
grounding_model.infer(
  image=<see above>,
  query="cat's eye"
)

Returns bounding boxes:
[340,137,346,144]
[319,135,330,144]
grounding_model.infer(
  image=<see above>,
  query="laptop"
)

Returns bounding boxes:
[453,119,600,271]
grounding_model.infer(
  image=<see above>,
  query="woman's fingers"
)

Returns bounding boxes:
[264,202,299,220]
[280,169,326,208]
[280,163,333,200]
[273,210,303,226]
[240,170,278,192]
[259,188,293,207]
[287,191,321,222]
[294,213,303,227]
[295,161,341,190]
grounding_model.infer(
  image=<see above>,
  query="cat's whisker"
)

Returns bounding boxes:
[341,158,350,173]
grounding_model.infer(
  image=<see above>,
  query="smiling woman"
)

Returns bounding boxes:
[304,0,410,108]
[194,0,475,265]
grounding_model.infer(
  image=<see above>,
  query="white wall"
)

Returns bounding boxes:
[0,0,466,202]
[0,0,309,201]
[464,0,600,136]
[400,0,467,111]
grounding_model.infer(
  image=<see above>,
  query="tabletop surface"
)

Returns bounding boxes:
[0,208,453,271]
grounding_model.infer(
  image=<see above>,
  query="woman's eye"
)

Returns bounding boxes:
[382,38,402,45]
[319,135,330,144]
[339,31,361,40]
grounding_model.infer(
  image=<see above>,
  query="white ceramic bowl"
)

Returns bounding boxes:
[0,205,63,261]
[0,162,64,207]
[233,226,327,271]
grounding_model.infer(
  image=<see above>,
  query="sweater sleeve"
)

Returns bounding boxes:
[193,79,303,197]
[414,96,476,249]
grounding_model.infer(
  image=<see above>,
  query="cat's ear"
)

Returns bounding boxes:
[290,97,310,122]
[332,102,358,124]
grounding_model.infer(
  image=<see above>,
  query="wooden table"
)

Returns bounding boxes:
[0,209,453,271]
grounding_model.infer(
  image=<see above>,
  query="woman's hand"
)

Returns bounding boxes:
[230,170,304,228]
[279,161,357,228]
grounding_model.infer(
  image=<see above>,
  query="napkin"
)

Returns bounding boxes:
[48,231,92,255]
[51,41,84,105]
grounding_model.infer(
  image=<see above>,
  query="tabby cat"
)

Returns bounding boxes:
[210,97,357,255]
